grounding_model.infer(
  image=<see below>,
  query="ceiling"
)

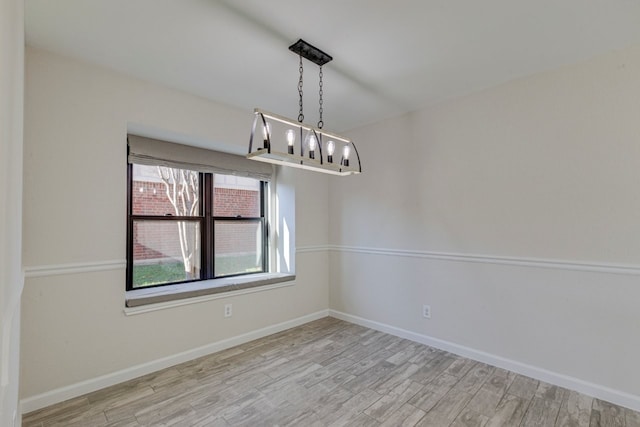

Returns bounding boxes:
[25,0,640,132]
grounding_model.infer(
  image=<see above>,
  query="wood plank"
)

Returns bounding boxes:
[372,362,422,395]
[344,348,396,376]
[343,360,401,394]
[325,389,383,426]
[408,346,446,366]
[141,406,199,427]
[507,375,539,400]
[415,386,474,426]
[103,417,141,427]
[307,385,358,420]
[626,407,640,427]
[445,357,478,378]
[22,396,90,425]
[193,371,272,408]
[335,412,381,427]
[409,352,457,385]
[266,404,324,427]
[47,410,108,427]
[534,382,568,404]
[189,416,230,427]
[219,392,277,426]
[464,387,504,418]
[315,370,357,393]
[298,357,356,388]
[555,390,592,427]
[454,362,495,395]
[521,396,561,427]
[378,403,427,427]
[364,379,424,422]
[386,342,424,366]
[260,380,312,407]
[485,394,529,427]
[481,368,516,396]
[450,408,490,427]
[590,399,626,427]
[408,371,460,412]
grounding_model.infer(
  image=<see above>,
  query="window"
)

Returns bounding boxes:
[127,164,268,289]
[126,135,274,292]
[213,174,266,277]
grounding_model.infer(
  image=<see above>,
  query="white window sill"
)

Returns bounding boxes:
[124,273,295,314]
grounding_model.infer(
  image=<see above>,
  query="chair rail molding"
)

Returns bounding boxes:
[23,246,332,279]
[24,260,127,278]
[328,245,640,276]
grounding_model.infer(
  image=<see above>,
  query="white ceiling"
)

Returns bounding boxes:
[25,0,640,132]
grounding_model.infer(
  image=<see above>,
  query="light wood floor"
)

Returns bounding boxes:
[23,317,640,427]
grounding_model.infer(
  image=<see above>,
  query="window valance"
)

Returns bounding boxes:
[127,134,273,181]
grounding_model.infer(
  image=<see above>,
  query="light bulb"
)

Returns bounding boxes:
[262,123,271,149]
[308,134,316,159]
[326,140,335,163]
[326,140,335,155]
[286,129,295,146]
[286,129,295,154]
[342,144,351,167]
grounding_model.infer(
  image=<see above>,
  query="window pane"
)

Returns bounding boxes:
[132,220,201,288]
[213,174,261,217]
[214,220,263,277]
[132,164,200,216]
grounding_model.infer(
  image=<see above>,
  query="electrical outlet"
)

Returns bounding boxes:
[422,304,431,319]
[224,303,233,318]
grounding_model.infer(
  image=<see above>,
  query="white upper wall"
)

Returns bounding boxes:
[23,49,250,267]
[333,44,640,265]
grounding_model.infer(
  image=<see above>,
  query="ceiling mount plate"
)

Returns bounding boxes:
[288,39,333,66]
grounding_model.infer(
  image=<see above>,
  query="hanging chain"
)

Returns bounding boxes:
[318,66,324,129]
[297,55,304,123]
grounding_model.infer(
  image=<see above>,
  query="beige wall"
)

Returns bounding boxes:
[21,35,640,413]
[0,0,24,425]
[21,47,329,403]
[330,45,640,402]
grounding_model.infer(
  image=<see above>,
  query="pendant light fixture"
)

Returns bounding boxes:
[247,39,361,176]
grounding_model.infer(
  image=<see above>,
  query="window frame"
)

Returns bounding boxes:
[211,178,268,279]
[126,164,269,291]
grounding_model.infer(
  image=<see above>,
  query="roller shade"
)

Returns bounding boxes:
[127,134,273,181]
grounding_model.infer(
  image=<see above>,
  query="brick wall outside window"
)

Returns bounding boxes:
[132,179,261,262]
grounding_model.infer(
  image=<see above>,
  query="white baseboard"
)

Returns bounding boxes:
[329,309,640,413]
[21,310,330,414]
